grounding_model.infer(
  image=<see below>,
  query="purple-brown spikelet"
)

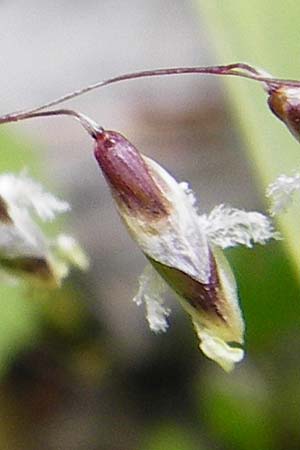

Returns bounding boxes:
[94,130,170,219]
[268,86,300,142]
[92,128,245,371]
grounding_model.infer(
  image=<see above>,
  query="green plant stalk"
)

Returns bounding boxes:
[197,0,300,279]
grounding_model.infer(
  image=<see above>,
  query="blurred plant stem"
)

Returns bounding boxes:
[197,0,300,279]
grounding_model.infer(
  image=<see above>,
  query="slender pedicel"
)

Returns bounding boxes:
[1,63,300,126]
[0,108,103,138]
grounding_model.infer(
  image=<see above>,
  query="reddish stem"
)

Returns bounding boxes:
[0,62,299,129]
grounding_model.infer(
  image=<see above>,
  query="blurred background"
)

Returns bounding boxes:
[0,1,300,449]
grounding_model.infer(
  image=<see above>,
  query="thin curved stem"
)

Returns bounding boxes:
[0,62,299,126]
[4,108,103,138]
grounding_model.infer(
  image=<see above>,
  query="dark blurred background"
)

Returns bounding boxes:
[0,1,300,449]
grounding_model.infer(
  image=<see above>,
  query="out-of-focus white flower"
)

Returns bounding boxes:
[0,173,87,286]
[94,129,277,372]
[55,234,89,271]
[267,173,300,215]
